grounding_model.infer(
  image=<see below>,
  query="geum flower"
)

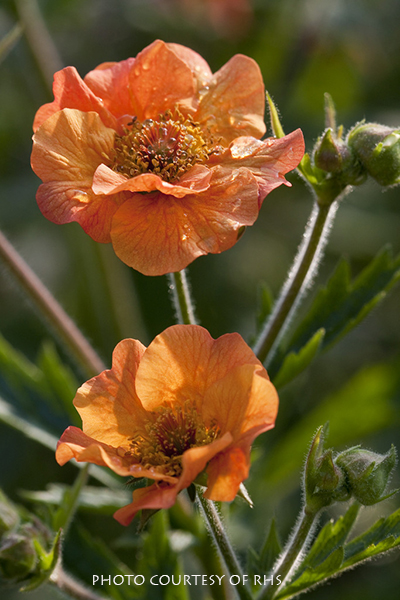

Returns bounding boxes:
[31,40,304,276]
[56,325,278,526]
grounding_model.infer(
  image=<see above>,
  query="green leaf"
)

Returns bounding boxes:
[259,518,282,573]
[275,506,400,600]
[20,530,62,592]
[271,246,400,379]
[256,282,274,334]
[272,328,325,388]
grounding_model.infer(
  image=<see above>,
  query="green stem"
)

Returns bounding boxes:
[197,493,253,600]
[0,230,105,377]
[258,508,318,600]
[253,200,338,366]
[167,269,197,325]
[50,564,106,600]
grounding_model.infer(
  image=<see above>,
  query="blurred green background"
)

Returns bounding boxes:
[1,0,400,599]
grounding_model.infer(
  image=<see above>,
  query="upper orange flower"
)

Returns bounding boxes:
[31,40,304,276]
[56,325,278,526]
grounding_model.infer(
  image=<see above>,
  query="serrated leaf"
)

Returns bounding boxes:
[272,328,325,388]
[271,246,400,379]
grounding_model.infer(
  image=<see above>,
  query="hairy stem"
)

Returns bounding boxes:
[50,564,106,600]
[0,230,105,377]
[197,493,253,600]
[258,508,318,600]
[253,200,338,366]
[167,269,197,325]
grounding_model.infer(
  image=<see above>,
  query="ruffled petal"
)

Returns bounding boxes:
[195,54,265,143]
[127,40,197,120]
[73,339,148,447]
[178,432,233,490]
[135,325,265,412]
[83,58,136,120]
[212,129,305,205]
[113,483,180,526]
[55,426,134,477]
[205,444,250,501]
[92,163,211,198]
[33,67,118,132]
[202,363,278,442]
[167,43,213,91]
[31,108,124,243]
[109,165,259,276]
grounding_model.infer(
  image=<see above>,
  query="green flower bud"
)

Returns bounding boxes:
[335,445,397,506]
[0,531,37,581]
[347,123,400,186]
[313,128,367,186]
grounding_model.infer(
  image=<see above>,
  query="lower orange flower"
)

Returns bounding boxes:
[56,325,278,525]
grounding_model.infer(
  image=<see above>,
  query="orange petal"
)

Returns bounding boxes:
[109,165,259,275]
[92,163,211,198]
[83,58,136,120]
[213,129,305,205]
[178,432,233,490]
[31,108,124,243]
[202,363,279,442]
[56,426,134,477]
[167,43,213,91]
[134,325,266,412]
[73,338,148,447]
[195,54,265,143]
[205,444,250,501]
[113,483,180,526]
[127,40,197,120]
[33,67,118,132]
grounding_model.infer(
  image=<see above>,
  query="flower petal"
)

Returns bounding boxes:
[202,363,278,442]
[167,43,213,91]
[73,338,148,447]
[128,40,197,120]
[109,165,259,275]
[195,54,265,142]
[55,426,134,477]
[31,108,124,243]
[33,67,118,132]
[179,432,233,490]
[113,483,180,526]
[92,163,211,198]
[205,444,250,501]
[134,325,266,412]
[83,58,136,120]
[213,129,305,205]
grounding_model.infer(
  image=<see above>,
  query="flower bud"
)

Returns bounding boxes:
[0,531,37,581]
[335,445,397,506]
[313,128,367,186]
[347,123,400,186]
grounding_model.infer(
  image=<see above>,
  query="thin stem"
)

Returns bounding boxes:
[258,508,318,600]
[53,464,89,534]
[50,564,106,600]
[197,493,253,600]
[253,200,338,366]
[167,269,197,325]
[0,230,105,377]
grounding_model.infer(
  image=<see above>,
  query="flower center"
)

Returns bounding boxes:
[127,401,220,478]
[109,111,213,183]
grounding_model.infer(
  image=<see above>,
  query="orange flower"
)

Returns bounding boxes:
[56,325,278,526]
[31,40,304,276]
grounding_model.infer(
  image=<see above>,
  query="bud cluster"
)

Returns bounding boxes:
[304,426,397,514]
[0,490,59,587]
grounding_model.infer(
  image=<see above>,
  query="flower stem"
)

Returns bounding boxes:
[167,269,197,325]
[253,200,338,366]
[53,464,89,535]
[197,493,253,600]
[258,508,318,600]
[0,230,105,377]
[50,563,106,600]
